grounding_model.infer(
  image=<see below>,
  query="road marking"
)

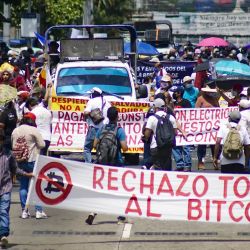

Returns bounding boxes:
[122,223,132,239]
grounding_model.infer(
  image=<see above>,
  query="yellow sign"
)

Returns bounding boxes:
[50,95,151,113]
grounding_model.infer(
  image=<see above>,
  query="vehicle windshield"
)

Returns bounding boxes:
[56,67,132,96]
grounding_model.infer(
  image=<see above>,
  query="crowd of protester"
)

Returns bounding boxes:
[0,39,250,246]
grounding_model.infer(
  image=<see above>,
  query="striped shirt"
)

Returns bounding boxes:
[0,150,26,196]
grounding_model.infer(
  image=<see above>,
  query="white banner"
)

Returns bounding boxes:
[27,156,250,224]
[49,107,238,152]
[170,12,250,36]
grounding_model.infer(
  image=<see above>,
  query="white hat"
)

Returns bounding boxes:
[161,74,172,83]
[239,99,250,109]
[91,87,102,94]
[153,98,165,108]
[149,57,160,63]
[201,86,217,93]
[229,110,241,122]
[183,76,193,83]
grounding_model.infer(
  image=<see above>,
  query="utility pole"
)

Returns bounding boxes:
[3,2,10,43]
[83,0,93,25]
[82,0,93,37]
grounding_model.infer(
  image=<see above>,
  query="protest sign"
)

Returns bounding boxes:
[49,96,237,152]
[137,60,196,85]
[27,155,250,224]
[175,106,238,146]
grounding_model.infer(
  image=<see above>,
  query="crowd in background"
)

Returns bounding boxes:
[0,37,250,247]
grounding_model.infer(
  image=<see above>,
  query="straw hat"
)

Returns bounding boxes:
[201,86,217,93]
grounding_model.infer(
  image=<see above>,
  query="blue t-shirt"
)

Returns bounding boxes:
[96,124,126,166]
[183,87,199,108]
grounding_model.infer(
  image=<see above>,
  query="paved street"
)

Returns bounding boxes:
[5,149,250,250]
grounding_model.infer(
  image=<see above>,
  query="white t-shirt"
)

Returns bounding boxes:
[239,109,250,138]
[145,110,177,149]
[31,106,52,141]
[217,122,250,165]
[85,96,111,128]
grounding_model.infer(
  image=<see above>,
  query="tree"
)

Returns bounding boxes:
[8,0,136,34]
[10,0,83,34]
[93,0,135,25]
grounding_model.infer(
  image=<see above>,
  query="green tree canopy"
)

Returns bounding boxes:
[93,0,135,24]
[8,0,135,34]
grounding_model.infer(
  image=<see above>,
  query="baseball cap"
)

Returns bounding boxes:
[17,91,29,100]
[153,98,165,108]
[239,99,250,109]
[23,112,36,121]
[91,87,102,94]
[229,110,241,122]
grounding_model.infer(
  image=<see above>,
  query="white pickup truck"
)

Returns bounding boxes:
[46,25,148,164]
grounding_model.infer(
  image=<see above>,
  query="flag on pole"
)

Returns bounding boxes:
[34,32,46,46]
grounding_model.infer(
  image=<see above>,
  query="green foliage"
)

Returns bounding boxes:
[45,0,83,25]
[9,0,136,33]
[93,0,135,25]
[10,0,83,32]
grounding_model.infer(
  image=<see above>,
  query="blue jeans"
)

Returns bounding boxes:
[0,192,11,238]
[143,142,152,169]
[19,162,42,212]
[172,146,192,169]
[83,126,99,163]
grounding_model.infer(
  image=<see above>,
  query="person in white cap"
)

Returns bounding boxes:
[83,87,111,163]
[182,75,199,108]
[214,110,250,174]
[239,99,250,172]
[143,98,177,171]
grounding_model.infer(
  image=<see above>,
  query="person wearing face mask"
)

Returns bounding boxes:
[150,57,168,89]
[239,99,250,172]
[172,86,192,172]
[195,85,220,170]
[217,83,243,107]
[182,76,199,108]
[154,74,173,96]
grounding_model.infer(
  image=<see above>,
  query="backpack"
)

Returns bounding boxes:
[154,114,175,148]
[96,125,119,165]
[12,136,30,162]
[223,124,243,160]
[89,97,106,125]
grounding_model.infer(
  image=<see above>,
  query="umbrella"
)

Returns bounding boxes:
[197,37,229,47]
[207,76,250,91]
[244,42,250,49]
[195,61,209,72]
[0,85,17,107]
[215,60,250,77]
[124,41,159,55]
